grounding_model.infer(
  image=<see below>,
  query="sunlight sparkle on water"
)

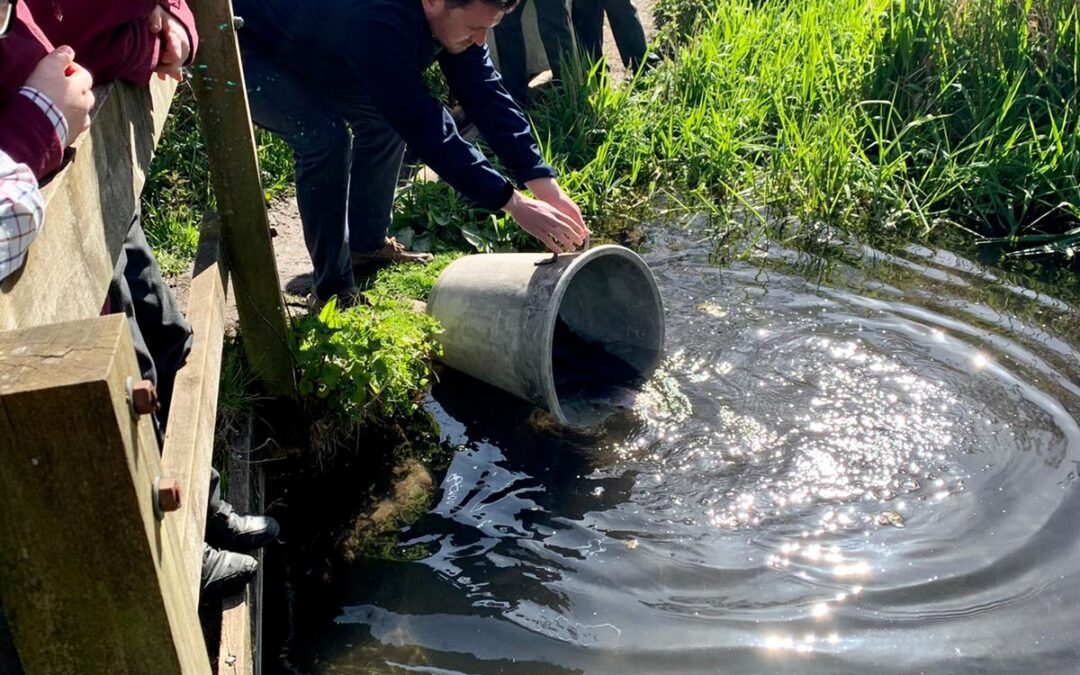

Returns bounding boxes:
[667,335,973,532]
[762,630,843,655]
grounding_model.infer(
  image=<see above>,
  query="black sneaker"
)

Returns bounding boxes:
[205,500,280,554]
[201,544,257,599]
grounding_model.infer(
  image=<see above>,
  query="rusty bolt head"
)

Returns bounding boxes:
[131,379,160,416]
[157,478,182,512]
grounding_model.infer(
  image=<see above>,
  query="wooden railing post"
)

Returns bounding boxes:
[0,315,211,674]
[188,0,297,399]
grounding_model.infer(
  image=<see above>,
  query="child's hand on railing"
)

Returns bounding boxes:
[25,47,95,145]
[148,5,191,82]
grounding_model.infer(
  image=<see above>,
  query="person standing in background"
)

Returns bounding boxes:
[572,0,648,72]
[492,0,574,106]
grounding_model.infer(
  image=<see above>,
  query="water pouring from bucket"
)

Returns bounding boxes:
[426,244,666,427]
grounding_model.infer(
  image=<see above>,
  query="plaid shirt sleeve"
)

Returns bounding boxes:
[18,86,69,149]
[0,149,46,283]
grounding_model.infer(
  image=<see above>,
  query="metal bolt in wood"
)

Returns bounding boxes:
[130,379,160,416]
[153,477,182,519]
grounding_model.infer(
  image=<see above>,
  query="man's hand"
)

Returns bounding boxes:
[24,47,95,145]
[505,181,591,252]
[525,177,588,237]
[148,5,191,81]
[505,178,589,254]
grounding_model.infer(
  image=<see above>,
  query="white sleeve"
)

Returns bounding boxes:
[0,148,46,283]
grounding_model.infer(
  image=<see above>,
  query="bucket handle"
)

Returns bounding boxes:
[535,234,591,267]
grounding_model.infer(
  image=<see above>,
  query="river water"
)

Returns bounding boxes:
[275,223,1080,674]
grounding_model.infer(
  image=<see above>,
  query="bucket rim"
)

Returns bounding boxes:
[539,244,666,426]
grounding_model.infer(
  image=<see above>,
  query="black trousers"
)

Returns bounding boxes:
[108,209,194,434]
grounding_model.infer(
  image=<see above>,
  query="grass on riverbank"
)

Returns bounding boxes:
[144,0,1079,265]
[600,0,1078,258]
[397,0,1080,260]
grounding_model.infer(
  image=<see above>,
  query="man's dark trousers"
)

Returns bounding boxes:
[109,209,194,435]
[493,0,575,105]
[571,0,647,70]
[239,41,406,300]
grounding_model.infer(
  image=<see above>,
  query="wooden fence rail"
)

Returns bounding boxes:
[190,0,296,400]
[0,315,212,674]
[0,80,176,330]
[0,1,288,672]
[162,215,230,600]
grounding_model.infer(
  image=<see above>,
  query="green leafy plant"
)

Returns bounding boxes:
[391,178,532,253]
[363,252,464,301]
[293,294,444,424]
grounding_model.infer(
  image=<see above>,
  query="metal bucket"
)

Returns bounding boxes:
[426,245,665,427]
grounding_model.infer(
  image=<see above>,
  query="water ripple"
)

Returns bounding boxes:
[295,224,1080,674]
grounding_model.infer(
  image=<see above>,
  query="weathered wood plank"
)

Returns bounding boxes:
[0,78,176,331]
[162,215,230,599]
[217,415,260,675]
[189,0,296,399]
[253,463,266,675]
[0,315,211,674]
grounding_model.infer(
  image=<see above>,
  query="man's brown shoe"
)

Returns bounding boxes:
[351,237,434,267]
[305,287,365,313]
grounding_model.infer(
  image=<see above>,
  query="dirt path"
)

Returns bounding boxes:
[168,0,658,325]
[165,195,311,334]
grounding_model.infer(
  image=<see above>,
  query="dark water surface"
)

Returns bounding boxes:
[277,225,1080,674]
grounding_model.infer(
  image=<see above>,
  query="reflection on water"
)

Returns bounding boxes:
[275,223,1080,674]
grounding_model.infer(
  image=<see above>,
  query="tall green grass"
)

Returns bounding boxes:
[657,0,1078,255]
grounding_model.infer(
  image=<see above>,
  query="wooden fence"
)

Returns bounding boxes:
[0,1,290,672]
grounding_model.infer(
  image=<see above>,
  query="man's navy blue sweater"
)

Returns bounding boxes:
[234,0,557,212]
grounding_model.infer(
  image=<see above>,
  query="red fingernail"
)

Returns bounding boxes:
[64,65,76,76]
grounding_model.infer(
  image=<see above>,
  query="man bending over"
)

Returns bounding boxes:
[234,0,589,308]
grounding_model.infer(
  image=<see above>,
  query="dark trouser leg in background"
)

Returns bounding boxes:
[109,209,194,436]
[495,0,575,105]
[571,0,605,68]
[493,1,531,104]
[337,98,407,256]
[534,0,575,83]
[241,40,355,300]
[603,0,648,69]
